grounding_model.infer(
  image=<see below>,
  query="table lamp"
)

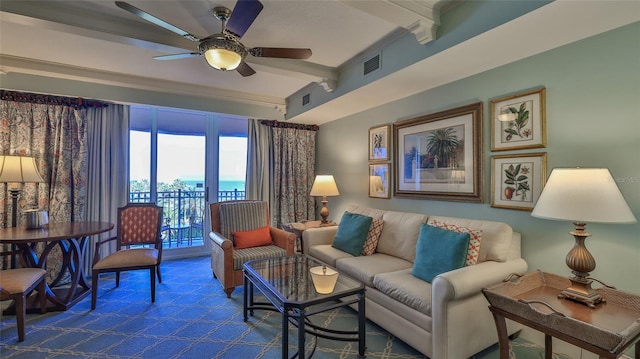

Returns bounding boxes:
[310,175,340,225]
[0,155,45,227]
[531,168,636,307]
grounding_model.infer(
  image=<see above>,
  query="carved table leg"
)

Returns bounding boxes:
[490,307,510,359]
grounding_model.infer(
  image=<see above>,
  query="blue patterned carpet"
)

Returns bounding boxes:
[1,256,555,358]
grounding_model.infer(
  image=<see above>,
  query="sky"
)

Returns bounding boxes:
[130,131,247,183]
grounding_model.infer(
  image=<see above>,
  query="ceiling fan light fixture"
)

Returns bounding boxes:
[200,36,246,71]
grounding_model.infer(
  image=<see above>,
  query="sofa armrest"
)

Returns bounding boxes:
[431,258,528,359]
[302,226,338,254]
[270,227,296,254]
[433,258,528,301]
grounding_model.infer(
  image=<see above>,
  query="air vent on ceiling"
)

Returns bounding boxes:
[363,54,381,76]
[302,93,311,106]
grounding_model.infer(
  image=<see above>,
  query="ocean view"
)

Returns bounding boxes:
[183,180,245,191]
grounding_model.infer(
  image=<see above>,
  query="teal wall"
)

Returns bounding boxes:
[316,22,640,294]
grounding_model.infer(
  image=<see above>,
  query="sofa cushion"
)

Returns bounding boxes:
[412,224,469,283]
[377,210,429,262]
[362,218,384,255]
[332,212,372,256]
[233,226,274,249]
[336,253,412,287]
[373,268,432,315]
[430,219,482,266]
[428,216,513,262]
[308,244,353,267]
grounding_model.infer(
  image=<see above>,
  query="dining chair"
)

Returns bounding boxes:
[209,200,295,297]
[0,250,47,342]
[91,203,163,310]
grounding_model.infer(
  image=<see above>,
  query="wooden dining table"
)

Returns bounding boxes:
[0,221,114,312]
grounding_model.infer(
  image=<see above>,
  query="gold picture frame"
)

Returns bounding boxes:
[490,87,546,151]
[368,124,391,161]
[393,102,483,202]
[369,163,391,199]
[491,152,547,211]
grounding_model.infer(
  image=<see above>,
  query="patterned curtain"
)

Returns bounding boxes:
[259,120,318,228]
[0,90,105,280]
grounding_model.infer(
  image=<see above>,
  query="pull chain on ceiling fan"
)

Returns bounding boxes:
[114,0,312,77]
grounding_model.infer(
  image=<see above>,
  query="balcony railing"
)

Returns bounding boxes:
[129,189,245,247]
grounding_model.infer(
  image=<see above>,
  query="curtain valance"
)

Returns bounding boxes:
[0,90,109,109]
[259,119,318,132]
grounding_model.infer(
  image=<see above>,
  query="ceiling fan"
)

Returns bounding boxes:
[115,0,312,77]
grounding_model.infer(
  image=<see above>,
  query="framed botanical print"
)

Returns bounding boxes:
[368,124,391,161]
[369,163,391,199]
[491,152,547,211]
[491,87,546,151]
[393,102,483,202]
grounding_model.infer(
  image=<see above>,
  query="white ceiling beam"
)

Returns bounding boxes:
[340,0,441,44]
[0,54,288,114]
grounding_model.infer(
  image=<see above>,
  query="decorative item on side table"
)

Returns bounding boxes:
[368,124,391,161]
[394,102,483,202]
[491,153,546,211]
[531,168,637,307]
[310,175,340,225]
[369,163,390,199]
[0,155,46,228]
[491,87,546,151]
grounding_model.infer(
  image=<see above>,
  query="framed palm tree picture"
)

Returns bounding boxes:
[393,102,483,202]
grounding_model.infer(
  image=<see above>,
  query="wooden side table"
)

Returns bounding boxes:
[282,220,337,253]
[482,271,640,359]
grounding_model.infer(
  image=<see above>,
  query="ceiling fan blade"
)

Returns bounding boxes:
[115,1,200,42]
[249,47,312,59]
[225,0,264,38]
[236,61,256,77]
[154,53,201,61]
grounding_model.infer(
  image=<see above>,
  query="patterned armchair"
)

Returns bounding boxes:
[209,200,295,297]
[91,203,163,309]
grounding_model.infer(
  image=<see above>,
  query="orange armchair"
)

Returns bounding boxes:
[209,200,295,297]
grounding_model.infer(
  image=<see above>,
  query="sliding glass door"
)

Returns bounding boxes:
[129,105,247,259]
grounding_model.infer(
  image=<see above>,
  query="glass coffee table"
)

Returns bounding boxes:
[243,254,366,359]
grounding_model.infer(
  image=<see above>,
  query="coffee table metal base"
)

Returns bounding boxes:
[243,266,366,359]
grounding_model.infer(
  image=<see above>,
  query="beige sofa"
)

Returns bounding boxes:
[302,204,528,359]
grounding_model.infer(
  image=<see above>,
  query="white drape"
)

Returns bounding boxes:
[84,104,129,274]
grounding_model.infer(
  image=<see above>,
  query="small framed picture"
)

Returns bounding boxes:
[490,87,546,151]
[369,124,391,161]
[491,153,547,211]
[369,163,391,199]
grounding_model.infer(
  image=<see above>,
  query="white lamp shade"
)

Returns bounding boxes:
[310,175,340,196]
[0,155,45,183]
[531,168,636,224]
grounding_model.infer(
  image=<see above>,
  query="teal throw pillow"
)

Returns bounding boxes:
[412,224,470,283]
[332,212,373,256]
